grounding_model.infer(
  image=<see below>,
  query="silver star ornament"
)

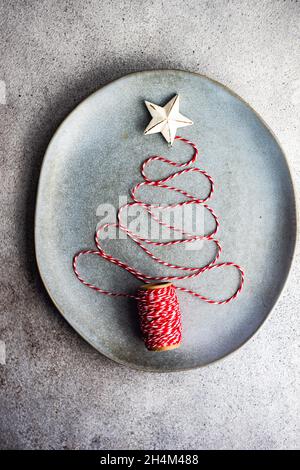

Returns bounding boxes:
[144,94,193,145]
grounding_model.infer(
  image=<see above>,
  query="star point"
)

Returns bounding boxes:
[144,94,193,145]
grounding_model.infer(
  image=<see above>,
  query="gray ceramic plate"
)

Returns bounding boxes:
[35,70,296,372]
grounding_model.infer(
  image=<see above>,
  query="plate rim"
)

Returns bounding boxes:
[34,68,298,372]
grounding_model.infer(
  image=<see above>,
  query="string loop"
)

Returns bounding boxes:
[73,136,245,304]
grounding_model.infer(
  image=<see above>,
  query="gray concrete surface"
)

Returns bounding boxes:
[0,0,299,450]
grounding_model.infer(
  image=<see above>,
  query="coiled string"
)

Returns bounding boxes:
[137,284,181,351]
[73,136,245,350]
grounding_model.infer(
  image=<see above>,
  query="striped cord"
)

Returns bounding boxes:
[73,136,245,304]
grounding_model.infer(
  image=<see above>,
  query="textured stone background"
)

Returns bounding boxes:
[0,0,299,450]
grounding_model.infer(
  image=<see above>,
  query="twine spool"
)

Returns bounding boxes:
[73,137,245,352]
[137,283,182,351]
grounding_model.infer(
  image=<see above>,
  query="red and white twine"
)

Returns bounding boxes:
[137,284,182,351]
[73,136,245,350]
